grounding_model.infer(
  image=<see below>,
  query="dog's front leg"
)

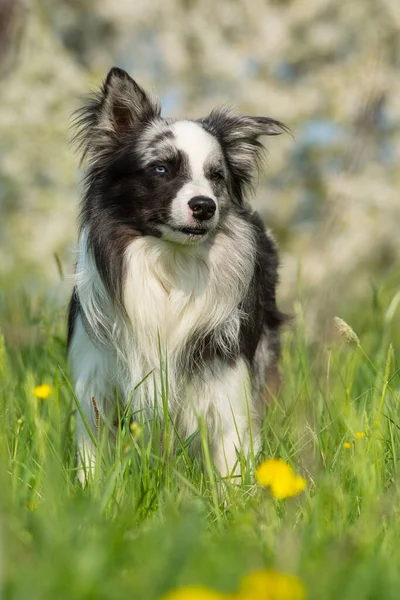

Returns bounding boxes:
[199,359,259,482]
[211,415,260,482]
[76,407,98,486]
[69,316,117,485]
[74,382,101,486]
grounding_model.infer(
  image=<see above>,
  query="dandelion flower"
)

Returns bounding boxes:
[129,420,143,441]
[343,442,352,449]
[239,569,306,600]
[160,586,231,600]
[355,432,365,439]
[256,459,306,500]
[33,384,52,400]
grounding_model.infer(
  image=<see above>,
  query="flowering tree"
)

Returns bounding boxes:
[1,0,399,328]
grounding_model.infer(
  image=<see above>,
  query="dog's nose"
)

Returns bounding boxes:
[188,196,216,221]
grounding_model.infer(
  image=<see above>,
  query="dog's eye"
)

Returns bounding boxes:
[155,165,167,174]
[209,170,225,182]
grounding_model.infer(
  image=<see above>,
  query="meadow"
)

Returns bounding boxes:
[1,1,400,598]
[1,271,399,600]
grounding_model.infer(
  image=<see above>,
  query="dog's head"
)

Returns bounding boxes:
[74,67,287,245]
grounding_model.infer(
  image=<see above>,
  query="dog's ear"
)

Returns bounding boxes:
[101,68,160,134]
[202,109,288,203]
[73,67,161,165]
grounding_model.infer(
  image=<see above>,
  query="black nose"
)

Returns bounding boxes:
[188,196,216,221]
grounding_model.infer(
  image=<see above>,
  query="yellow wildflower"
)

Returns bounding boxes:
[355,432,365,439]
[343,442,352,449]
[160,586,231,600]
[239,569,306,600]
[33,384,52,399]
[129,420,143,441]
[256,459,306,500]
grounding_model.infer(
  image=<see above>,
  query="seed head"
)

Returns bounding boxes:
[333,317,360,345]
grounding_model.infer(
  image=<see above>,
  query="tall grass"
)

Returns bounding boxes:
[0,277,399,599]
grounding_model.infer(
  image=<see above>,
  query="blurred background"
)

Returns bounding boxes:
[1,0,399,342]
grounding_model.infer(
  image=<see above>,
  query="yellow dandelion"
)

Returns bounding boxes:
[33,384,52,400]
[343,442,352,449]
[239,569,306,600]
[256,459,306,500]
[129,420,143,441]
[160,586,231,600]
[355,432,365,439]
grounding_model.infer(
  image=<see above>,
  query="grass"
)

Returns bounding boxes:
[1,274,400,600]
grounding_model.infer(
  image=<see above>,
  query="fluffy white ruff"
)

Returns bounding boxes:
[70,215,260,482]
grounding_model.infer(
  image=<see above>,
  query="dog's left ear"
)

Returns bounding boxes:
[202,110,288,203]
[73,67,161,165]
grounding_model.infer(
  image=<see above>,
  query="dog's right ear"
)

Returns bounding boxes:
[73,67,161,165]
[101,68,160,134]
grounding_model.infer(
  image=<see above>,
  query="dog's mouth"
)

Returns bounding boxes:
[159,223,211,244]
[177,226,208,236]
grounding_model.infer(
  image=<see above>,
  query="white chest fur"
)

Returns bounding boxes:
[122,218,255,390]
[71,218,258,479]
[74,215,255,404]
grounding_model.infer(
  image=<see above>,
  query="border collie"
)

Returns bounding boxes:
[67,67,287,484]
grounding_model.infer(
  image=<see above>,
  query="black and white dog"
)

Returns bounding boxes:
[68,67,287,483]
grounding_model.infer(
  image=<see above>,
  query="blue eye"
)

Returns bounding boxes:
[155,165,167,174]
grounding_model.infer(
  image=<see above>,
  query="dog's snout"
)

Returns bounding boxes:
[188,196,216,221]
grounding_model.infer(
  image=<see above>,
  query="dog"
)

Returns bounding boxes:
[67,67,287,484]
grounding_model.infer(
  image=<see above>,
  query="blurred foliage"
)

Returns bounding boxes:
[1,289,400,599]
[0,0,399,333]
